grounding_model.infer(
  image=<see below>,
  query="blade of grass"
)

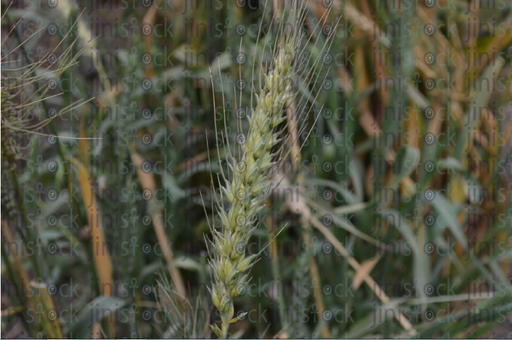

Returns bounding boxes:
[65,156,115,336]
[132,152,186,297]
[281,176,417,336]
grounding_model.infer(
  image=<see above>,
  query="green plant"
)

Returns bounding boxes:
[1,6,90,337]
[3,0,510,338]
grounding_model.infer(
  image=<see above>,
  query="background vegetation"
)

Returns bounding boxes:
[1,0,512,338]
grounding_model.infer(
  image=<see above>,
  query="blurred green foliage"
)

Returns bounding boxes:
[1,0,512,338]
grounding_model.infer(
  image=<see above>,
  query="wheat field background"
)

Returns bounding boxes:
[1,0,512,338]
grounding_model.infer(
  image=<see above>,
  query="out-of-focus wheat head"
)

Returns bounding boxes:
[205,1,339,337]
[1,6,89,211]
[153,272,210,339]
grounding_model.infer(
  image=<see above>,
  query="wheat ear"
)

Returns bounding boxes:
[208,33,301,340]
[207,2,338,337]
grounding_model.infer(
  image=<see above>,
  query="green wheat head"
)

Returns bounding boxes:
[206,1,339,338]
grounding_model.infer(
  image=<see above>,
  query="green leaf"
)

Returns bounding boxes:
[430,193,468,253]
[68,296,126,338]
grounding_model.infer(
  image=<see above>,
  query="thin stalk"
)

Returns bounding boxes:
[10,168,44,280]
[268,219,287,332]
[0,239,33,334]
